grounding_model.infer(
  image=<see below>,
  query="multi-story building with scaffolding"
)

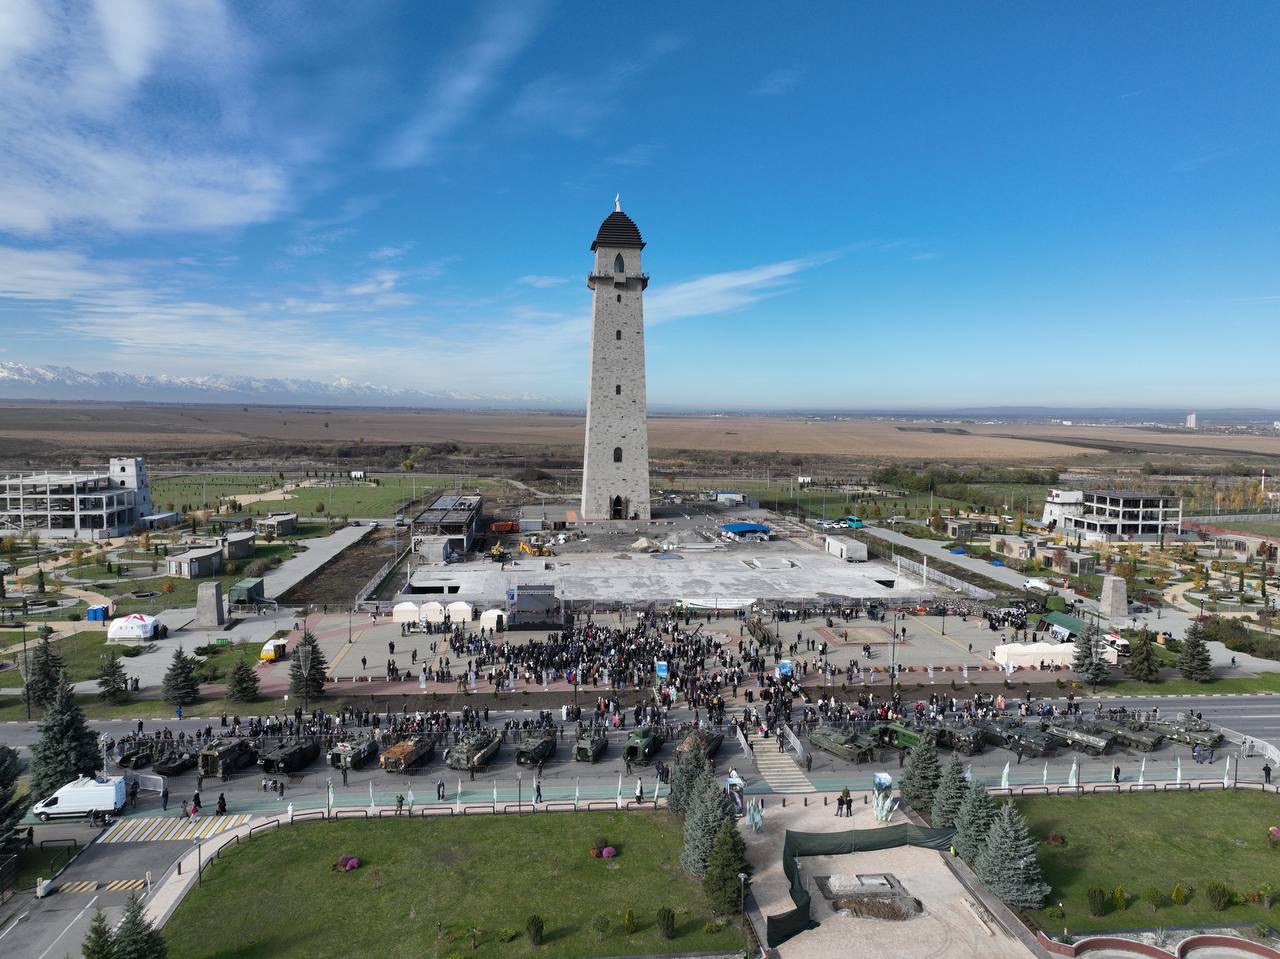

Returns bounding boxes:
[0,457,153,539]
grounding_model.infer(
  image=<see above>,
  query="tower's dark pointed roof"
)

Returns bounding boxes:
[591,210,645,251]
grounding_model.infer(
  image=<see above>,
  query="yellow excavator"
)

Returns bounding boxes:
[519,540,553,557]
[488,543,510,562]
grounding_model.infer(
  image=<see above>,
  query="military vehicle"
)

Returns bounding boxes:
[572,730,608,763]
[444,729,500,771]
[933,720,985,756]
[808,727,876,763]
[972,717,1056,757]
[1145,717,1223,748]
[675,728,724,760]
[328,738,379,770]
[515,731,557,766]
[380,735,438,773]
[623,727,664,764]
[117,748,153,769]
[1042,722,1113,756]
[198,738,257,780]
[1091,719,1164,752]
[870,721,933,751]
[258,739,321,775]
[153,751,197,777]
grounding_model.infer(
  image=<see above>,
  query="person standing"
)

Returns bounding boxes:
[634,777,644,803]
[436,776,445,801]
[1264,763,1272,785]
[1112,763,1120,784]
[533,778,543,804]
[161,785,169,812]
[341,766,348,786]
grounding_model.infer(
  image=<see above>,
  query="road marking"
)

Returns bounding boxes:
[101,879,147,892]
[57,881,99,894]
[37,894,98,959]
[0,912,29,942]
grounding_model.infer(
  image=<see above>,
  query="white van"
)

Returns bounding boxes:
[32,776,126,821]
[1104,633,1131,657]
[1023,579,1054,594]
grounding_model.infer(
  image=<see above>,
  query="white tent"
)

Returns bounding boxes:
[479,608,506,630]
[992,641,1074,670]
[420,601,446,624]
[445,601,473,622]
[108,613,158,642]
[392,601,420,624]
[630,537,660,552]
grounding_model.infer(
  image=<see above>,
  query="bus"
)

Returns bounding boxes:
[845,515,864,529]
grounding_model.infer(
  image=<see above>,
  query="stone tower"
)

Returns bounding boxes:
[581,201,651,521]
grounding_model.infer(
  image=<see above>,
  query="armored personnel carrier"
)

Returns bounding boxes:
[675,727,724,760]
[972,716,1056,757]
[1145,717,1222,748]
[623,727,664,764]
[871,721,933,751]
[197,738,257,781]
[258,739,320,775]
[515,730,557,766]
[809,727,876,763]
[445,729,500,771]
[572,730,608,763]
[328,737,379,770]
[933,720,985,755]
[1042,721,1113,756]
[380,735,438,773]
[1091,719,1164,752]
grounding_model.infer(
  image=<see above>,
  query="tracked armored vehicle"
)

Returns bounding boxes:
[1091,719,1164,752]
[380,735,438,773]
[515,731,557,766]
[197,738,257,781]
[328,737,379,770]
[675,728,724,760]
[808,727,876,763]
[572,730,608,763]
[871,721,933,751]
[1042,722,1113,756]
[623,727,664,764]
[1146,717,1223,748]
[972,717,1057,757]
[259,739,320,775]
[444,729,500,771]
[933,720,985,755]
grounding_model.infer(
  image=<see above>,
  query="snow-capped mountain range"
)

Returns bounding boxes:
[0,361,545,408]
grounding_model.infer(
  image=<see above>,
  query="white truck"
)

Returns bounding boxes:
[31,776,126,822]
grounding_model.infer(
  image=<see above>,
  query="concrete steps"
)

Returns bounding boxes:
[752,746,815,793]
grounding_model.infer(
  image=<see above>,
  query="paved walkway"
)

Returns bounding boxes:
[260,524,371,600]
[752,742,816,793]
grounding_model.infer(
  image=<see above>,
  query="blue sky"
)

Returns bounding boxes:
[0,1,1276,410]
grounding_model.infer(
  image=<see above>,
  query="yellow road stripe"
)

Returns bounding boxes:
[116,818,151,842]
[59,881,98,893]
[135,819,167,842]
[154,819,185,842]
[98,820,126,843]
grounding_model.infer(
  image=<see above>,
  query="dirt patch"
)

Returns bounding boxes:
[278,529,403,607]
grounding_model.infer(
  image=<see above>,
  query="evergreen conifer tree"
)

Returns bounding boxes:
[0,744,23,853]
[974,802,1051,909]
[29,674,100,801]
[81,908,116,959]
[667,744,711,817]
[96,650,130,704]
[289,631,328,707]
[113,892,168,959]
[23,635,66,711]
[1073,624,1109,691]
[953,780,998,863]
[898,736,942,812]
[227,655,260,703]
[680,779,734,878]
[161,647,199,707]
[929,755,968,828]
[702,818,752,914]
[1126,631,1159,683]
[1176,622,1213,682]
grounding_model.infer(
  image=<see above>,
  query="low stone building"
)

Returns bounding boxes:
[222,529,257,560]
[255,512,297,537]
[166,545,224,579]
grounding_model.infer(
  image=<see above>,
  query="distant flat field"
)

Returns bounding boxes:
[3,403,1280,461]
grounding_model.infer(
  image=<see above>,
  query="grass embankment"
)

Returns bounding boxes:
[165,813,742,959]
[0,631,109,688]
[1019,792,1280,934]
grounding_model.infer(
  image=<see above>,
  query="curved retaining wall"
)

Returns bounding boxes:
[1037,930,1280,959]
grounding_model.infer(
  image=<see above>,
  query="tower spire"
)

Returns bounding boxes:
[614,193,621,212]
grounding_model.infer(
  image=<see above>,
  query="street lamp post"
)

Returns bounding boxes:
[517,773,522,815]
[194,837,202,886]
[20,621,30,720]
[738,871,749,940]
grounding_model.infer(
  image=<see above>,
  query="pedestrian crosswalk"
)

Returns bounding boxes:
[97,813,253,844]
[752,746,816,793]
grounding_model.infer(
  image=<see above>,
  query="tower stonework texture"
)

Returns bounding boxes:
[581,205,651,521]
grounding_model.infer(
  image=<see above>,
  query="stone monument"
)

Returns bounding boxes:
[1099,574,1128,620]
[196,580,225,628]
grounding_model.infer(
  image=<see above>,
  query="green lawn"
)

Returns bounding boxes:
[13,844,78,889]
[1204,519,1280,538]
[165,813,743,959]
[98,542,299,614]
[1099,673,1280,697]
[1019,792,1280,934]
[0,630,110,688]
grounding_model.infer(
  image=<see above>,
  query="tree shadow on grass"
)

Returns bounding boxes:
[542,920,581,945]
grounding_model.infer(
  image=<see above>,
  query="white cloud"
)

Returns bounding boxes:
[754,68,800,97]
[0,246,134,300]
[518,274,570,288]
[646,256,831,325]
[380,0,545,168]
[0,1,288,235]
[369,243,413,260]
[609,143,659,167]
